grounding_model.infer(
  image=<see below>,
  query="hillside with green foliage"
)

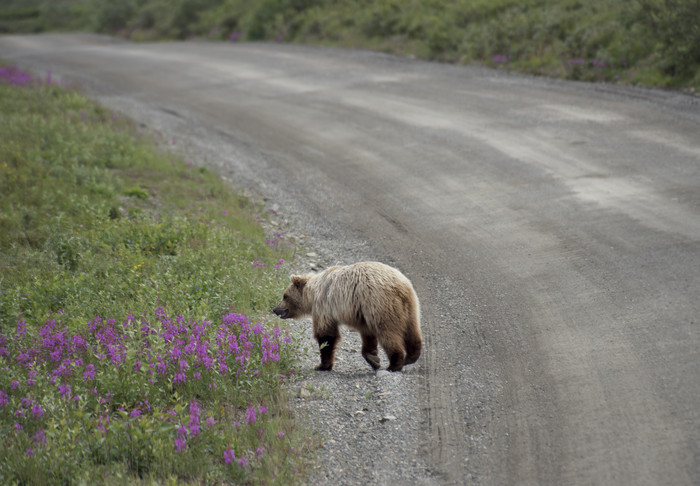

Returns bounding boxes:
[1,0,698,91]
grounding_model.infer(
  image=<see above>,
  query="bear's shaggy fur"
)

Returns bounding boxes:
[272,261,422,372]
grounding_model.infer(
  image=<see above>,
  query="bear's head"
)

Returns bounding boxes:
[272,275,310,319]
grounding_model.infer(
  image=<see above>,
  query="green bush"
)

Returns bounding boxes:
[93,0,136,33]
[638,0,700,83]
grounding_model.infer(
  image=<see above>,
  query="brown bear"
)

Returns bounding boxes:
[272,261,422,372]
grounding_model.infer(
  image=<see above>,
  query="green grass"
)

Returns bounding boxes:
[0,66,317,484]
[1,0,698,92]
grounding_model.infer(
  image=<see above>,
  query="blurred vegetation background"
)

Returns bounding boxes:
[1,0,698,91]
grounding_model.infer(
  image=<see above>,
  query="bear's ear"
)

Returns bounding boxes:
[291,275,308,291]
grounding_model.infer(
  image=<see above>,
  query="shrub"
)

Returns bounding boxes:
[638,0,700,82]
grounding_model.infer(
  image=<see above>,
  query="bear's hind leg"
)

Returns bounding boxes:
[361,333,381,370]
[379,331,406,372]
[314,326,340,371]
[386,349,406,372]
[403,326,422,366]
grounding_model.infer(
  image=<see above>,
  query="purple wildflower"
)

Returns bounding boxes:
[83,364,96,381]
[174,437,186,452]
[262,334,281,363]
[34,429,47,444]
[246,406,257,424]
[32,404,44,418]
[58,384,71,399]
[223,313,250,327]
[228,333,240,354]
[188,401,201,436]
[72,335,86,350]
[17,351,30,366]
[16,320,26,337]
[175,424,188,452]
[0,65,35,86]
[97,415,109,434]
[0,390,8,407]
[156,357,167,374]
[224,448,236,464]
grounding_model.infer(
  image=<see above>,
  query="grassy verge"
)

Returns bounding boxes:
[1,0,698,92]
[0,65,315,484]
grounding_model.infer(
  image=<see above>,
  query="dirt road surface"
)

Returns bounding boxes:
[2,34,698,485]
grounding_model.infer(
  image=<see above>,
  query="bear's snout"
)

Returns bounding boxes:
[272,306,289,319]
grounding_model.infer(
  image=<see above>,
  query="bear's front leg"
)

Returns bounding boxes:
[314,327,340,371]
[361,333,381,370]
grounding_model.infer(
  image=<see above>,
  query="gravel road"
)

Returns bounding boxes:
[1,34,698,485]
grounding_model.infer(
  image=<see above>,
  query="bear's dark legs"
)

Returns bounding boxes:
[386,350,406,372]
[404,325,422,366]
[379,330,406,372]
[361,333,381,370]
[314,327,340,371]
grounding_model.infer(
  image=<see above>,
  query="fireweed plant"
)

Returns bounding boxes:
[1,309,305,484]
[0,66,315,484]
